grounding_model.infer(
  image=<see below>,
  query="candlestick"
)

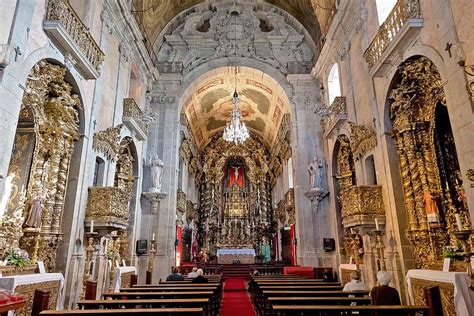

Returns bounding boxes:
[90,220,94,233]
[455,214,463,231]
[375,218,380,230]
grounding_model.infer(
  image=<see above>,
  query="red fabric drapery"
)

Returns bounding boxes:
[290,224,296,266]
[227,166,244,188]
[175,225,183,267]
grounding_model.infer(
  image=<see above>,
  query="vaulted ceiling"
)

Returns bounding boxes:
[132,0,337,52]
[181,67,290,150]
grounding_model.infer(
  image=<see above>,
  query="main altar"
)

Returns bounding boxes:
[216,248,256,264]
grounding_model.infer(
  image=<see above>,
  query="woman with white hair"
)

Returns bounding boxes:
[370,270,401,305]
[191,268,209,283]
[342,270,368,291]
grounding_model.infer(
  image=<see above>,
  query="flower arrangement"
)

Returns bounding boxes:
[443,243,464,261]
[5,248,30,268]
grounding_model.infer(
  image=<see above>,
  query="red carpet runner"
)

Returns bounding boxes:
[220,277,256,316]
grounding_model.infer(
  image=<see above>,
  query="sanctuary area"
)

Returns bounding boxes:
[0,0,473,315]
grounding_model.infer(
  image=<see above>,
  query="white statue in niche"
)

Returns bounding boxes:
[308,156,325,190]
[149,155,164,192]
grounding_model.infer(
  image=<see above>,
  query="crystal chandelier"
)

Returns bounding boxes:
[223,90,249,144]
[223,8,249,145]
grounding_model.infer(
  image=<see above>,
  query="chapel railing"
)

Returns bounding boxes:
[122,98,148,140]
[363,0,422,71]
[85,187,129,228]
[321,96,347,137]
[340,185,385,227]
[44,0,104,79]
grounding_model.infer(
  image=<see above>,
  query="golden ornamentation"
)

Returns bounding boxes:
[410,277,455,316]
[16,61,81,270]
[348,122,377,160]
[389,57,471,267]
[177,189,187,212]
[114,138,135,196]
[120,271,133,288]
[340,268,354,286]
[340,185,385,227]
[467,169,474,188]
[320,96,347,135]
[45,0,104,72]
[14,280,60,316]
[92,124,123,161]
[85,187,129,228]
[364,0,422,70]
[123,98,148,134]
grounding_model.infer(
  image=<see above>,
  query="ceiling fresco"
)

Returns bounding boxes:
[181,67,291,150]
[132,0,337,52]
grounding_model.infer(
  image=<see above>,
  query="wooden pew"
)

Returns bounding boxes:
[271,305,429,315]
[78,298,209,309]
[267,296,371,305]
[40,308,204,315]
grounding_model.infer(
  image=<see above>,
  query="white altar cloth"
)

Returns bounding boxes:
[0,273,64,315]
[406,269,473,316]
[217,248,256,256]
[113,266,136,292]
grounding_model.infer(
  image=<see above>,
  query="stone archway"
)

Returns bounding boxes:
[388,56,471,268]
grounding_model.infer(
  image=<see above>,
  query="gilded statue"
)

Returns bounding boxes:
[24,192,48,229]
[423,191,439,224]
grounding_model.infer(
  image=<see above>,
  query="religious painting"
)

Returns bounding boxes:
[227,164,245,188]
[272,105,282,126]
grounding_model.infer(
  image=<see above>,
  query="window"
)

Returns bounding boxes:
[376,0,397,25]
[327,64,341,105]
[93,157,105,186]
[365,155,377,185]
[287,157,294,188]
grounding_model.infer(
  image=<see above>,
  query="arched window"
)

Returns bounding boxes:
[375,0,397,25]
[128,66,143,104]
[93,157,105,186]
[327,64,341,105]
[287,157,294,188]
[365,155,377,185]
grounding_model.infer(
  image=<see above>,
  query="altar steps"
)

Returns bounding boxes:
[221,264,252,279]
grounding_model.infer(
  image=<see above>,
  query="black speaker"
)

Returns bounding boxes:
[323,238,335,252]
[136,239,148,256]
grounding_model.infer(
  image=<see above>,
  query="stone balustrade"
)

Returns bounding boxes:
[44,0,104,79]
[340,185,385,227]
[85,187,129,229]
[321,96,347,137]
[364,0,422,71]
[122,98,148,140]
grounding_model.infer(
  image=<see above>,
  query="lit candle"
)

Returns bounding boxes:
[455,214,463,231]
[90,220,94,233]
[152,233,155,241]
[375,218,380,230]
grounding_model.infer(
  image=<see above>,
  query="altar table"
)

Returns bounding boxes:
[406,269,473,316]
[0,273,64,315]
[217,249,255,264]
[112,266,136,292]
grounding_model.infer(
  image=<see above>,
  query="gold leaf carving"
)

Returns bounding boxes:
[410,278,455,316]
[92,124,123,161]
[348,122,377,160]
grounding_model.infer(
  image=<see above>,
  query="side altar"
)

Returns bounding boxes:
[216,247,256,264]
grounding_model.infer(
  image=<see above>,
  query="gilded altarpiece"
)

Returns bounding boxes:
[5,61,81,271]
[389,57,471,268]
[198,135,275,255]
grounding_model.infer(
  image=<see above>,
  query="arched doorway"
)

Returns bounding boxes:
[1,60,82,271]
[388,56,471,268]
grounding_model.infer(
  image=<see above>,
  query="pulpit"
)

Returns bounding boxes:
[217,248,255,264]
[406,269,473,315]
[0,273,63,315]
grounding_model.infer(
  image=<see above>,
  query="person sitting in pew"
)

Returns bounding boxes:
[192,268,209,283]
[342,270,368,291]
[370,270,401,305]
[166,267,185,281]
[187,267,198,278]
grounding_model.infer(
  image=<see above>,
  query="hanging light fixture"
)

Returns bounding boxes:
[223,8,249,145]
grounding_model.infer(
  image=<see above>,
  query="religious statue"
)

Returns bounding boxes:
[423,190,440,223]
[261,238,271,264]
[24,192,47,229]
[149,155,164,192]
[308,157,325,190]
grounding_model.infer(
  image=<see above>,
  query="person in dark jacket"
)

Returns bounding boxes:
[370,271,401,305]
[191,268,209,283]
[166,267,185,281]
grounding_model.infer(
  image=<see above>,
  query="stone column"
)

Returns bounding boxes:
[287,74,331,267]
